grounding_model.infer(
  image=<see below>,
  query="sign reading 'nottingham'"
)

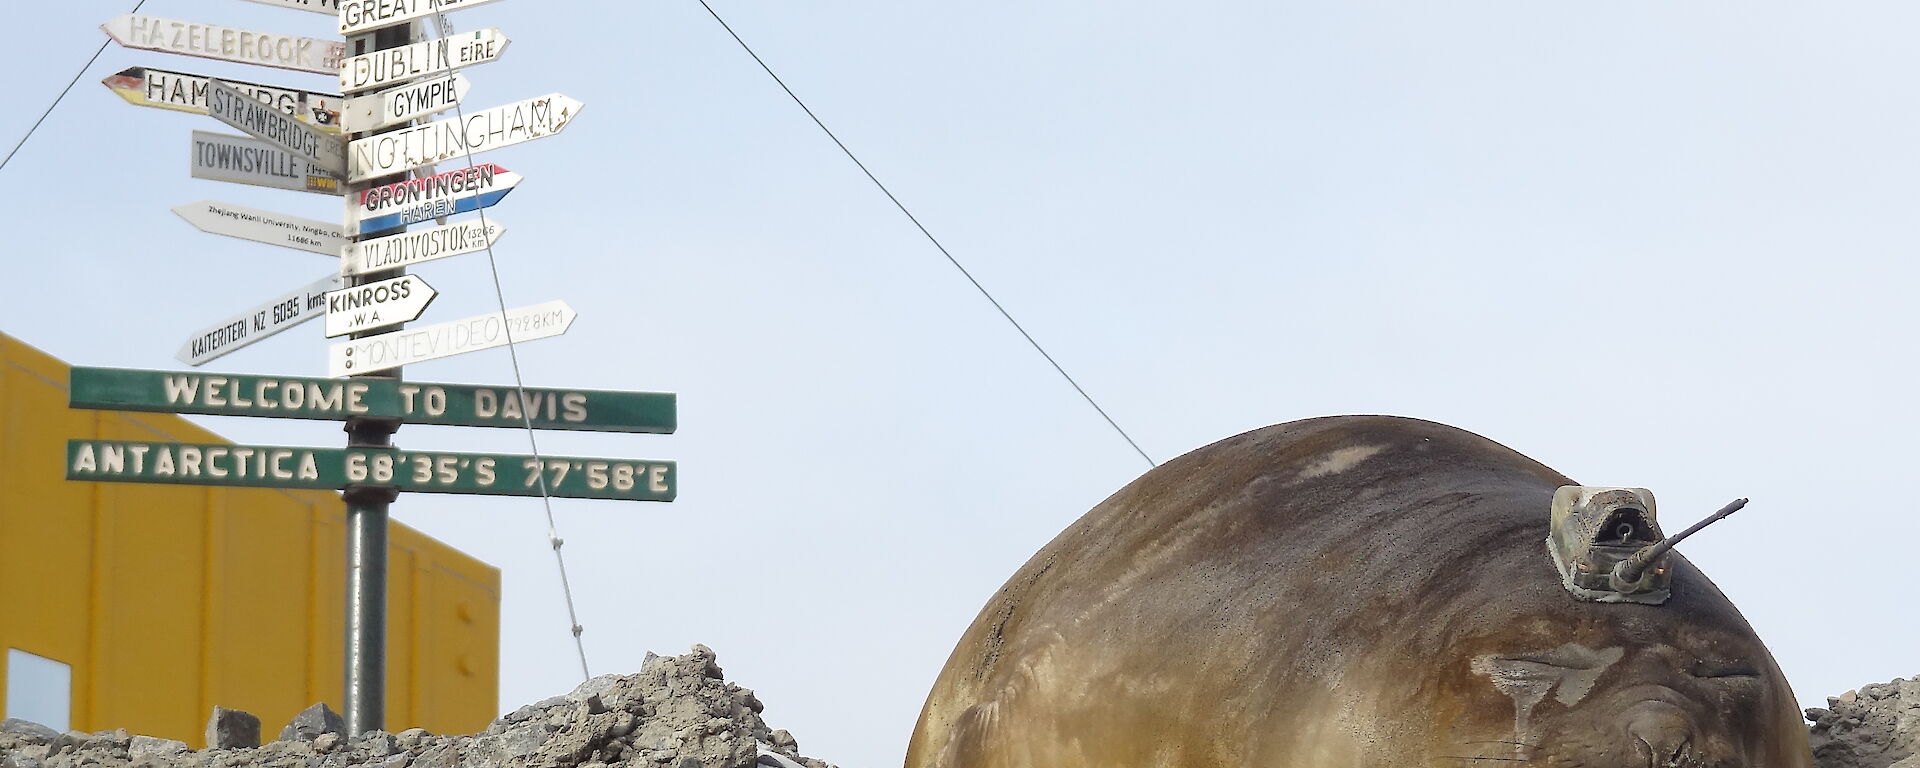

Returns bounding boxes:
[346,94,582,182]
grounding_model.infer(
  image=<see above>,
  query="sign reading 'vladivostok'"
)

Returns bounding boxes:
[347,163,517,234]
[191,131,341,195]
[101,14,344,75]
[69,440,676,501]
[324,274,437,337]
[102,66,341,131]
[206,81,346,173]
[175,273,343,366]
[346,94,581,182]
[339,0,514,35]
[173,200,345,255]
[69,367,677,433]
[327,300,574,376]
[342,73,469,133]
[339,30,506,94]
[342,219,504,275]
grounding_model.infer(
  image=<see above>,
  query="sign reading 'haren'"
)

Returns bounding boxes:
[342,219,504,276]
[172,200,344,255]
[175,273,344,366]
[347,163,517,234]
[69,440,675,501]
[101,14,344,75]
[342,73,469,133]
[206,81,346,173]
[69,367,677,433]
[338,0,514,35]
[191,131,341,195]
[339,30,506,94]
[324,274,437,337]
[102,66,341,132]
[346,94,582,182]
[327,300,575,376]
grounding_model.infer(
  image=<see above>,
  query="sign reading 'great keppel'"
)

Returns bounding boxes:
[70,440,676,501]
[207,81,346,174]
[348,163,517,234]
[101,14,344,75]
[102,66,341,132]
[339,30,506,94]
[347,94,582,182]
[339,0,513,35]
[70,367,677,433]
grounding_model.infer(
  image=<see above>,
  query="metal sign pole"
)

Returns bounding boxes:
[341,19,417,738]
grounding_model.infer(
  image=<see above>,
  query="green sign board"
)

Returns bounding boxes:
[67,440,675,501]
[69,367,674,433]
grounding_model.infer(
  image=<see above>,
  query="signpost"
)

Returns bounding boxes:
[207,81,347,174]
[342,73,469,133]
[102,66,341,132]
[325,274,437,337]
[327,300,575,376]
[192,131,342,195]
[346,94,582,182]
[69,440,675,501]
[172,200,345,256]
[342,219,504,275]
[102,14,345,75]
[347,163,517,234]
[339,0,514,35]
[339,30,507,94]
[175,273,343,366]
[70,367,676,433]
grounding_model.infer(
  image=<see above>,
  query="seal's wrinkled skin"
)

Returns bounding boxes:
[906,416,1809,768]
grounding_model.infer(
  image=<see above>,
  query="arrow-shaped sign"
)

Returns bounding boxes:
[324,274,437,337]
[347,94,582,182]
[172,200,345,256]
[206,81,346,174]
[339,29,507,94]
[342,219,505,276]
[177,273,343,366]
[342,73,469,133]
[102,66,341,132]
[240,0,339,14]
[339,0,513,35]
[348,163,517,234]
[191,131,342,195]
[328,300,575,376]
[102,14,344,75]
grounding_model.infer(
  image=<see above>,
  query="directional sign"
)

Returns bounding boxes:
[347,163,517,234]
[173,200,345,256]
[342,219,504,276]
[328,300,574,376]
[191,131,341,195]
[69,440,675,501]
[325,274,437,337]
[176,273,343,366]
[342,73,469,132]
[339,29,507,94]
[339,0,514,35]
[102,14,344,75]
[240,0,339,14]
[70,367,677,433]
[347,94,582,182]
[102,66,341,132]
[206,81,346,174]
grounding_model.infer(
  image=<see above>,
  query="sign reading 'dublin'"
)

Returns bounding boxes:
[69,440,676,501]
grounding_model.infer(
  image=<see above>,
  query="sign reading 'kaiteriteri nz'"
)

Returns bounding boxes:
[70,367,676,433]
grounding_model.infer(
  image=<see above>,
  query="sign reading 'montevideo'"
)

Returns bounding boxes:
[70,367,677,433]
[69,440,676,501]
[102,66,341,131]
[327,300,575,376]
[346,94,582,182]
[101,14,344,75]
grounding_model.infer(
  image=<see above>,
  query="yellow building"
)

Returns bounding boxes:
[0,331,498,745]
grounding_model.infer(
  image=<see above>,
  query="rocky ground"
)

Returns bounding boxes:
[0,646,836,768]
[1808,675,1920,768]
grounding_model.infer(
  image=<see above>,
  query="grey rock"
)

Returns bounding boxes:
[356,730,399,757]
[0,719,60,744]
[205,706,262,749]
[129,734,190,760]
[769,729,797,752]
[279,703,346,742]
[312,732,340,753]
[394,728,432,750]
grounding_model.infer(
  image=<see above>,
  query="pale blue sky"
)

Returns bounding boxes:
[5,3,1917,767]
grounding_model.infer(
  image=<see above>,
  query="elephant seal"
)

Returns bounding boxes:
[906,416,1809,768]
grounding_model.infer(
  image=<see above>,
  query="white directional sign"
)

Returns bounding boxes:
[102,66,341,132]
[347,94,582,182]
[240,0,339,14]
[324,274,437,337]
[102,14,345,75]
[172,200,345,256]
[328,300,575,376]
[177,273,344,366]
[347,163,518,234]
[206,81,347,174]
[339,29,507,94]
[191,131,342,195]
[342,73,469,133]
[342,219,505,276]
[339,0,513,35]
